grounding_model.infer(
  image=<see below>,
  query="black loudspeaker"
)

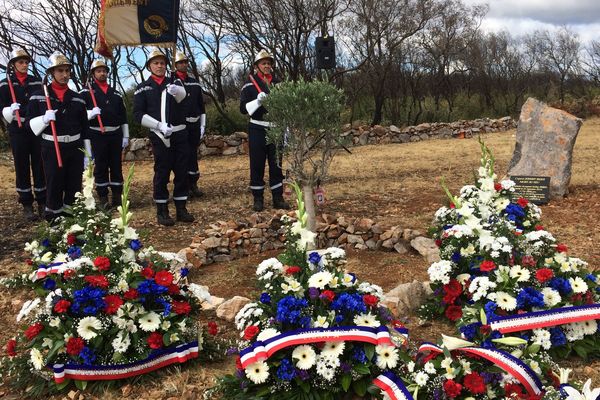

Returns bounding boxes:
[315,36,336,69]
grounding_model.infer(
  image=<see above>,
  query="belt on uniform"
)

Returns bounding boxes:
[42,133,81,143]
[91,125,120,132]
[250,119,274,128]
[186,116,200,123]
[150,124,186,136]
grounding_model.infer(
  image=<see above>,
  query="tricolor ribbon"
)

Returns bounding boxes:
[34,257,93,281]
[489,304,600,334]
[240,326,398,369]
[52,341,198,383]
[417,342,543,396]
[373,371,414,400]
[34,262,67,281]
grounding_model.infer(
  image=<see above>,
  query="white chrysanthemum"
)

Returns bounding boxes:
[495,291,517,311]
[375,345,399,369]
[428,260,453,284]
[353,312,381,328]
[292,345,317,370]
[245,361,270,384]
[424,362,436,374]
[138,312,161,332]
[509,265,531,282]
[315,354,340,381]
[256,328,280,342]
[324,247,345,259]
[569,277,589,294]
[308,271,333,289]
[321,341,345,357]
[532,329,552,350]
[77,316,102,340]
[414,371,429,386]
[30,348,44,370]
[542,288,562,307]
[256,258,284,279]
[581,320,598,336]
[112,331,131,353]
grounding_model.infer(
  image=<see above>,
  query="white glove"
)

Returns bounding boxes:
[166,84,185,97]
[90,107,101,117]
[257,92,268,105]
[83,139,92,169]
[200,126,205,139]
[157,121,173,137]
[43,109,57,124]
[10,102,20,114]
[122,137,130,149]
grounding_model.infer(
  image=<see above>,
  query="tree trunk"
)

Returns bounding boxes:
[302,183,316,233]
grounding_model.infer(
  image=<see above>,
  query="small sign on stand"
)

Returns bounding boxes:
[315,186,326,206]
[510,176,551,205]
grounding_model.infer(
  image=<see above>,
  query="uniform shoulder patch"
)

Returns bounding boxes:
[134,85,153,96]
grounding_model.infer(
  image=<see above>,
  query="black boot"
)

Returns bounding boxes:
[99,195,109,209]
[253,196,264,212]
[189,183,204,198]
[22,204,38,221]
[37,202,45,220]
[175,201,195,223]
[111,190,122,209]
[156,203,175,226]
[273,195,290,210]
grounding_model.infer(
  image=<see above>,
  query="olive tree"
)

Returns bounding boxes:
[264,79,345,231]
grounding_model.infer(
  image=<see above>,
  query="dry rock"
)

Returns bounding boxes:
[216,296,252,321]
[384,280,433,315]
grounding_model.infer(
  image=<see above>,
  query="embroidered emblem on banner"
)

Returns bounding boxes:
[144,15,168,38]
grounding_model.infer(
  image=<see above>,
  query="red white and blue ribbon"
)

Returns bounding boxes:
[489,304,600,334]
[240,326,399,368]
[373,371,414,400]
[34,257,94,281]
[417,342,543,396]
[52,341,198,383]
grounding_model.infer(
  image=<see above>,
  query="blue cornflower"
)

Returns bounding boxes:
[130,239,142,250]
[80,346,96,365]
[43,278,56,291]
[308,252,322,265]
[157,298,172,316]
[180,267,189,277]
[137,280,168,296]
[352,346,367,363]
[484,301,498,320]
[41,239,50,247]
[331,293,367,316]
[276,358,296,381]
[260,293,271,304]
[451,252,462,263]
[517,287,545,309]
[71,286,106,316]
[459,323,480,341]
[549,277,572,296]
[550,327,567,346]
[67,246,82,259]
[276,296,308,325]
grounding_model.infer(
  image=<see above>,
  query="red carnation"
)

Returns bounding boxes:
[84,275,109,288]
[517,197,529,207]
[443,379,463,398]
[479,260,496,272]
[6,339,17,357]
[494,182,502,191]
[26,258,33,265]
[235,355,243,370]
[172,300,192,315]
[504,382,525,398]
[535,268,554,283]
[66,234,77,245]
[66,337,85,356]
[154,270,174,287]
[521,255,536,267]
[443,279,463,304]
[24,323,44,340]
[104,294,124,314]
[244,325,260,340]
[207,321,218,336]
[93,256,111,271]
[54,299,71,314]
[320,290,336,302]
[535,225,544,231]
[449,202,455,209]
[167,284,180,295]
[147,332,163,349]
[435,239,442,247]
[141,267,154,279]
[445,305,463,321]
[464,372,486,394]
[123,288,138,300]
[63,269,76,279]
[363,294,379,307]
[556,243,568,253]
[285,266,301,275]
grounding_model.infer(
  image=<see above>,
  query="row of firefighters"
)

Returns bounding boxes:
[0,48,289,225]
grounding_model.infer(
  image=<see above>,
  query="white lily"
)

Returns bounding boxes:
[442,334,474,350]
[562,379,600,400]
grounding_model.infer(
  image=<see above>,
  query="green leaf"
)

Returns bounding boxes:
[364,344,375,361]
[74,379,88,391]
[352,379,367,396]
[341,374,352,392]
[352,363,370,375]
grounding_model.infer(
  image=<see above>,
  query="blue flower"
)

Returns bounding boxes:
[157,298,172,316]
[180,267,189,277]
[41,239,50,247]
[67,246,82,259]
[517,287,545,309]
[308,252,322,265]
[308,287,320,299]
[43,278,56,291]
[550,327,567,346]
[276,296,308,326]
[484,301,498,320]
[71,286,106,316]
[331,293,366,317]
[459,323,480,341]
[451,252,462,263]
[276,358,296,381]
[130,239,142,250]
[586,274,597,283]
[352,347,367,363]
[137,279,168,296]
[549,277,572,296]
[80,346,96,365]
[260,292,271,304]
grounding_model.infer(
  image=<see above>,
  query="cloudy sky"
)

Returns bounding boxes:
[462,0,600,43]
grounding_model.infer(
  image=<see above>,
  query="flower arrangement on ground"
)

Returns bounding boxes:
[419,140,600,359]
[211,184,409,400]
[1,164,217,395]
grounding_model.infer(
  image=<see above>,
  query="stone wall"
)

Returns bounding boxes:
[123,117,516,161]
[176,211,435,268]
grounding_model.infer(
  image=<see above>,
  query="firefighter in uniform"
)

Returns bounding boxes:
[174,51,206,198]
[28,52,90,221]
[133,48,194,226]
[239,49,289,211]
[80,60,129,208]
[0,48,46,220]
